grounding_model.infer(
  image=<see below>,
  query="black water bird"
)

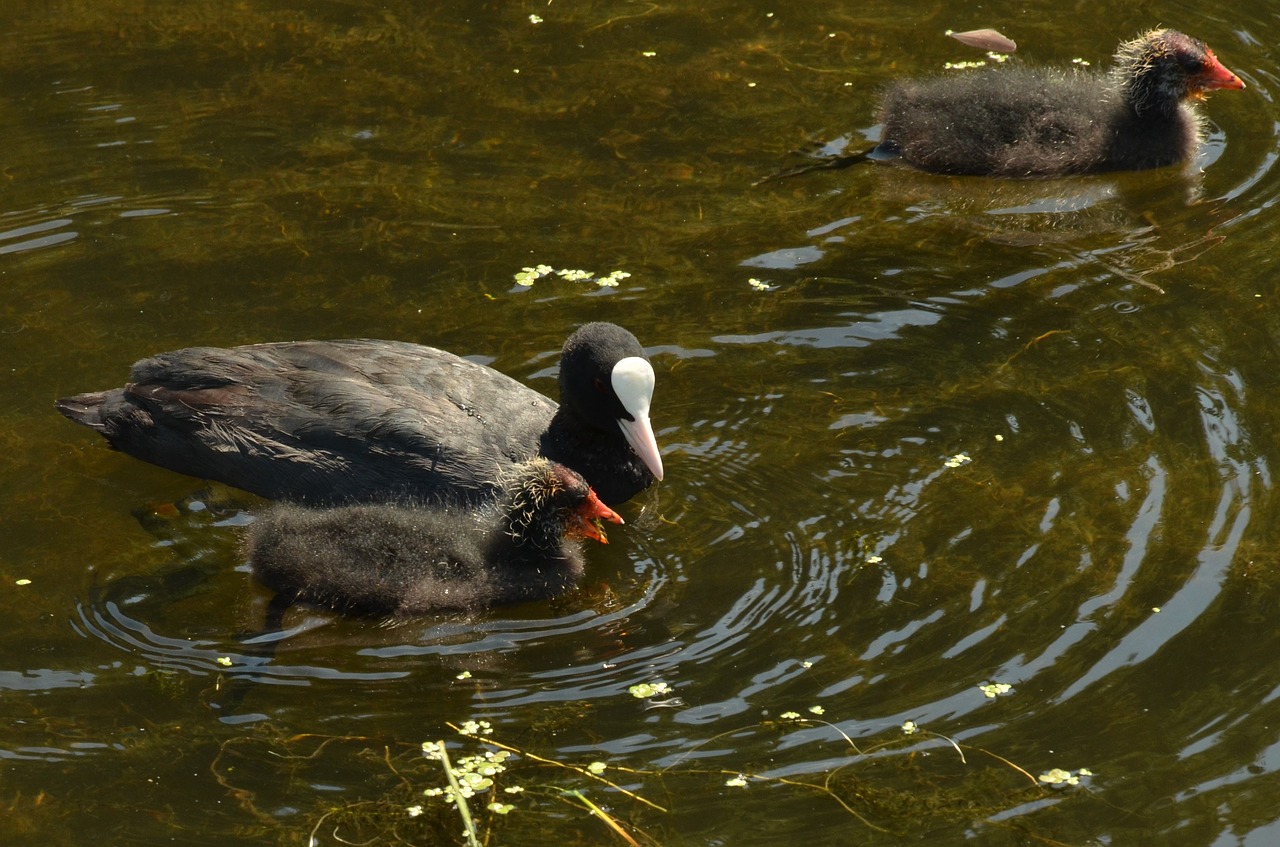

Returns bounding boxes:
[244,458,624,617]
[56,322,664,507]
[758,28,1244,183]
[877,28,1244,176]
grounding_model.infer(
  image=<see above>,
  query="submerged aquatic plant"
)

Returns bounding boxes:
[208,691,1096,844]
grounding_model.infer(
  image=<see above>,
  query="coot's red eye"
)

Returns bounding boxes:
[593,377,608,393]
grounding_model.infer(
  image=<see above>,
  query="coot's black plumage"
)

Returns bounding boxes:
[877,28,1245,176]
[245,458,624,617]
[55,322,664,506]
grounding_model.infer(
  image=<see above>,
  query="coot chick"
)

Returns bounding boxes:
[56,322,663,507]
[878,28,1244,176]
[245,459,624,617]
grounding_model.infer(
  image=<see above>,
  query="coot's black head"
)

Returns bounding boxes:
[504,458,624,549]
[1114,29,1244,119]
[557,322,665,483]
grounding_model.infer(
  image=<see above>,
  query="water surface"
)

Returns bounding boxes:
[5,1,1280,844]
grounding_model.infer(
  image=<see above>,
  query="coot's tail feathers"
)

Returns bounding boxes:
[55,391,111,432]
[753,147,875,186]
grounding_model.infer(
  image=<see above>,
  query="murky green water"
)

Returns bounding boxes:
[5,0,1280,844]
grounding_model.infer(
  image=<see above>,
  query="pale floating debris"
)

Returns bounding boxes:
[987,51,1012,63]
[1072,58,1091,67]
[947,28,1017,53]
[980,682,1013,698]
[748,277,772,291]
[489,802,515,814]
[15,578,31,586]
[945,60,987,70]
[587,761,607,775]
[424,787,445,797]
[725,775,749,788]
[801,660,813,669]
[1152,606,1161,613]
[216,656,233,667]
[596,270,630,288]
[455,670,473,680]
[1078,767,1094,776]
[528,14,543,24]
[457,771,492,794]
[865,555,883,564]
[1039,767,1080,786]
[642,50,657,57]
[901,720,919,735]
[808,705,825,716]
[944,452,971,468]
[458,719,494,736]
[747,81,758,88]
[516,265,630,288]
[629,681,672,698]
[994,434,1004,442]
[422,741,444,759]
[780,711,802,721]
[515,264,554,286]
[406,805,424,817]
[504,785,526,794]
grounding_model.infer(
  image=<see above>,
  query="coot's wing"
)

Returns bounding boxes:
[117,339,556,504]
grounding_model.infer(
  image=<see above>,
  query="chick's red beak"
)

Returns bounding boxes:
[571,488,625,544]
[1197,49,1246,92]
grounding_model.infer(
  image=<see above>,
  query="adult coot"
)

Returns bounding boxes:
[56,322,664,506]
[877,28,1245,176]
[245,458,624,617]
